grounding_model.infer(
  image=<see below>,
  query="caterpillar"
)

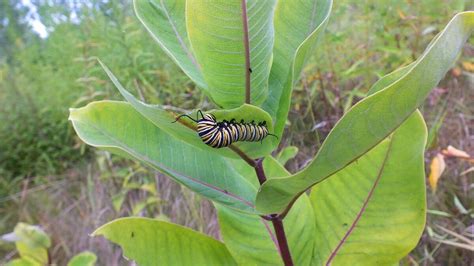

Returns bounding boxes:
[173,110,276,148]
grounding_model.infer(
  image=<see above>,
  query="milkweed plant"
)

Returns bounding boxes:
[69,0,473,265]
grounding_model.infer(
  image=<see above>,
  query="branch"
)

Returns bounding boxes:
[241,0,251,104]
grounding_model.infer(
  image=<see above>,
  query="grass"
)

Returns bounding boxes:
[1,0,472,264]
[0,152,218,265]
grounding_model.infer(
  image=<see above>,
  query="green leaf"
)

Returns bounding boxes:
[6,257,39,266]
[67,251,97,266]
[112,191,127,212]
[133,0,206,89]
[5,223,51,265]
[92,217,236,266]
[311,112,427,265]
[367,27,444,96]
[275,146,298,166]
[131,198,159,216]
[98,60,275,158]
[186,0,276,107]
[262,0,333,138]
[69,101,258,214]
[217,206,282,265]
[256,11,474,214]
[15,242,48,265]
[13,223,51,250]
[217,157,315,265]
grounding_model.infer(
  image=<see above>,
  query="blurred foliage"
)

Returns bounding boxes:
[0,0,201,178]
[1,222,97,266]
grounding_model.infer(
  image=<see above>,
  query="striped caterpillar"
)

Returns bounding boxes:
[174,110,276,148]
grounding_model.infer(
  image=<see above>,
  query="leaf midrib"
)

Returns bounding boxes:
[324,137,394,264]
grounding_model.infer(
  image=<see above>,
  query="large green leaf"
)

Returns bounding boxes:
[262,0,333,139]
[92,217,236,266]
[98,60,275,158]
[311,111,426,265]
[217,157,315,265]
[186,0,276,107]
[256,11,474,214]
[133,0,206,89]
[69,101,259,214]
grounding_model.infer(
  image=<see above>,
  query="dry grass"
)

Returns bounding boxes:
[412,58,473,265]
[0,156,218,265]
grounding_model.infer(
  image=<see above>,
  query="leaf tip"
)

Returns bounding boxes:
[90,226,103,238]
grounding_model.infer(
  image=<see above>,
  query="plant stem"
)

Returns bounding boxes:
[255,158,267,185]
[272,219,294,266]
[241,0,251,104]
[229,145,256,167]
[254,158,294,266]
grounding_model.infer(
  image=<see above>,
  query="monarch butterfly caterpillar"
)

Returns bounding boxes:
[173,110,277,148]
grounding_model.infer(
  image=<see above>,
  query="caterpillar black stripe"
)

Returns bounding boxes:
[173,110,277,148]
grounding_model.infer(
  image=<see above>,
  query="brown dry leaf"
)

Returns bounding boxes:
[441,145,472,160]
[429,153,446,192]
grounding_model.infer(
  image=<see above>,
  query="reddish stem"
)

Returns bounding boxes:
[254,158,294,266]
[272,218,294,266]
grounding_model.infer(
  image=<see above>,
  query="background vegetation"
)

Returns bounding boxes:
[0,0,472,265]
